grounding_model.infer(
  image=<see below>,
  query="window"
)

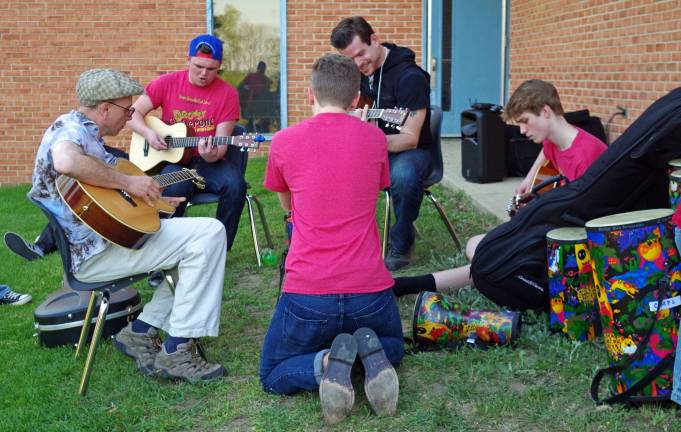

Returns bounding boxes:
[212,0,283,134]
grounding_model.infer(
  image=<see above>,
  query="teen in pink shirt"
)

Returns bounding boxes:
[260,54,402,425]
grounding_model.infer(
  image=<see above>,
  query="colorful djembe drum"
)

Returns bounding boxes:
[546,227,600,341]
[586,209,681,402]
[669,169,681,210]
[412,291,520,348]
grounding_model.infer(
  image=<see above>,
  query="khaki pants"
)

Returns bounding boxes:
[75,217,227,338]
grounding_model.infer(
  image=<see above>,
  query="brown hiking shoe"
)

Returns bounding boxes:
[114,323,162,375]
[154,339,225,383]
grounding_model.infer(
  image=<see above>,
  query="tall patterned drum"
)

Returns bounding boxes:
[669,170,681,210]
[586,209,681,402]
[546,227,599,341]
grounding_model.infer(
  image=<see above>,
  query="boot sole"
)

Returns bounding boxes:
[3,232,42,261]
[319,333,357,425]
[155,364,225,383]
[354,327,399,416]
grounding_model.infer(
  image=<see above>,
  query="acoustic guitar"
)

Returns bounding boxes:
[129,116,265,172]
[56,158,205,249]
[507,160,565,217]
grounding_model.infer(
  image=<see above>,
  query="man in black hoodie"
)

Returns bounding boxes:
[331,16,432,271]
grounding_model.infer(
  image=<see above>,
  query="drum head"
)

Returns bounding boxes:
[669,158,681,169]
[546,227,586,242]
[585,208,673,231]
[671,169,681,181]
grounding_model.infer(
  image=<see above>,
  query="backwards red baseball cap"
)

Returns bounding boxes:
[188,34,223,62]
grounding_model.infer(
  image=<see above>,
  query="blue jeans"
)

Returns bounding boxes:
[259,288,404,395]
[672,227,681,405]
[161,156,246,249]
[388,149,432,253]
[0,284,9,297]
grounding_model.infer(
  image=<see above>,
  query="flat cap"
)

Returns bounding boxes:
[76,68,144,107]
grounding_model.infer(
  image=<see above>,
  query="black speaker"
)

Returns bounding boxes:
[504,124,541,177]
[461,107,506,183]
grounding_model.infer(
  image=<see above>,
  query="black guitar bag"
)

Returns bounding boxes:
[471,87,681,311]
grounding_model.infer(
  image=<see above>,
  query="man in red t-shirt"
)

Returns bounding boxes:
[128,34,246,249]
[259,54,402,425]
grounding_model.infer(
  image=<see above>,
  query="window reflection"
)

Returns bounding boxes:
[213,0,281,133]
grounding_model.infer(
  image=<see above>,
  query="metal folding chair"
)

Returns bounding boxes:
[381,105,462,257]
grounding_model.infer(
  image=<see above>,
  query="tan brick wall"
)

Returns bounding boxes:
[509,0,681,143]
[1,0,423,185]
[6,1,681,184]
[1,0,205,185]
[286,1,424,125]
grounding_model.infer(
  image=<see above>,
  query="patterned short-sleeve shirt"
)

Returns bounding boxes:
[29,111,117,272]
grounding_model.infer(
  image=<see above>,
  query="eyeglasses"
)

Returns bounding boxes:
[107,101,135,119]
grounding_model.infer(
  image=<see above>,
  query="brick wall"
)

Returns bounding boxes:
[5,1,681,184]
[286,1,424,124]
[0,0,205,185]
[1,0,423,185]
[509,0,681,143]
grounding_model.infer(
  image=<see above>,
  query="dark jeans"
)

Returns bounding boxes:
[388,149,432,254]
[161,156,247,249]
[259,288,404,395]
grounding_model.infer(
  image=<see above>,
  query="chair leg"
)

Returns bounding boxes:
[251,194,273,249]
[162,270,177,293]
[425,189,462,250]
[79,290,110,396]
[75,290,97,359]
[245,194,262,266]
[382,189,391,259]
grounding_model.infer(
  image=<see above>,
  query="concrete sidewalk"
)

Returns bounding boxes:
[440,138,523,223]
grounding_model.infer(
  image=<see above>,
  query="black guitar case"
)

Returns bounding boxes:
[34,284,142,348]
[471,87,681,311]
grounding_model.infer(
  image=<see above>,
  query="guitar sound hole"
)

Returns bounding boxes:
[117,190,138,207]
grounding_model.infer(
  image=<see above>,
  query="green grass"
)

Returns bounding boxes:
[1,157,679,431]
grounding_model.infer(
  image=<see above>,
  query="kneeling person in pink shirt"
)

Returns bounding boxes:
[259,54,402,425]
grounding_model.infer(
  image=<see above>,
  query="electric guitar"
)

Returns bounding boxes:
[57,158,205,249]
[507,160,565,217]
[129,116,265,172]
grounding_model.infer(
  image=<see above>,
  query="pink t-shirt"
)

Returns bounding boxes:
[146,70,240,156]
[264,113,394,295]
[542,127,607,181]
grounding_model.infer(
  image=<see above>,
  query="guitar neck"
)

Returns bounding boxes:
[151,170,198,188]
[167,136,238,148]
[356,109,390,120]
[349,107,407,126]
